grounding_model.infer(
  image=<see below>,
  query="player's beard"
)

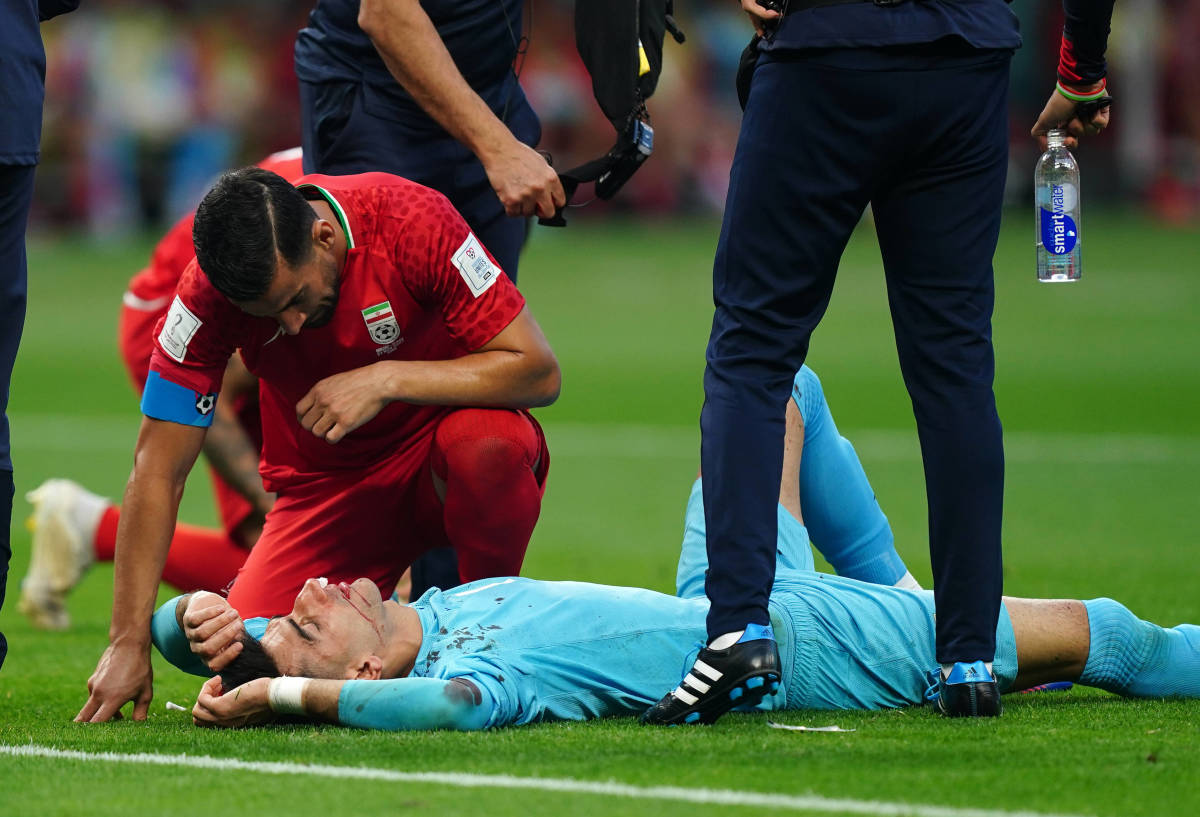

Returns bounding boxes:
[303,257,341,328]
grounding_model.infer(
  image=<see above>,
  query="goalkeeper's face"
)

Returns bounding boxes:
[259,577,387,679]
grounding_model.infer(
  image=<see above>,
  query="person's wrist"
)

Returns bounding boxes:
[268,677,309,715]
[109,630,152,650]
[376,360,406,403]
[474,128,526,169]
[1055,77,1107,102]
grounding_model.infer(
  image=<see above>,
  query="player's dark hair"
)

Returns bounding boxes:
[218,634,282,692]
[193,167,316,302]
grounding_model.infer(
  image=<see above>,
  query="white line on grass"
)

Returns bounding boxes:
[1,744,1092,817]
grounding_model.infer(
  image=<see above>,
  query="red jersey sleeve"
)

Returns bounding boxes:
[392,188,525,351]
[142,260,240,426]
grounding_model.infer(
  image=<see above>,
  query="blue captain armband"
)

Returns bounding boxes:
[141,371,219,428]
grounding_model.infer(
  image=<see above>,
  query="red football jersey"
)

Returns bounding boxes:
[143,172,526,491]
[124,148,306,309]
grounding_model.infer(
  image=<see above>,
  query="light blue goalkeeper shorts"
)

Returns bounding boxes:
[768,571,1018,710]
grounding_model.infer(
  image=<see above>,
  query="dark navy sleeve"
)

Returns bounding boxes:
[1058,0,1117,85]
[1,0,46,163]
[38,0,78,21]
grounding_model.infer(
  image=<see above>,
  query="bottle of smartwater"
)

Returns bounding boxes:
[1035,129,1082,282]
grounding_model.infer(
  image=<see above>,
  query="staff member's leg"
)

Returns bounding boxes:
[0,164,36,670]
[645,51,894,724]
[872,47,1012,717]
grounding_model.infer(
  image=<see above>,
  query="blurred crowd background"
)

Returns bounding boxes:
[34,0,1200,234]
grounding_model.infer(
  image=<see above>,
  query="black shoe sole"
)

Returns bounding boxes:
[641,640,781,726]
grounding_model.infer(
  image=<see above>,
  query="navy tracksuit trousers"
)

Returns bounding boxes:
[0,164,36,671]
[703,45,1010,663]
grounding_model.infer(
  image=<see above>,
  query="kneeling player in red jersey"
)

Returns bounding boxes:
[76,168,560,723]
[19,149,305,630]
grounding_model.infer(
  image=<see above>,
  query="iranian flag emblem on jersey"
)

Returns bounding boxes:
[361,301,401,346]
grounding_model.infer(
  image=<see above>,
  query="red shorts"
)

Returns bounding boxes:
[119,301,260,541]
[225,407,549,618]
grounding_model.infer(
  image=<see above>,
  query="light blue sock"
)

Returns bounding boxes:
[793,366,907,586]
[1081,598,1200,699]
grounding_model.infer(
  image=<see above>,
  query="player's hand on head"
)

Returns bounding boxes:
[483,140,566,219]
[1031,85,1111,151]
[296,365,390,444]
[75,642,154,723]
[192,675,275,729]
[183,592,245,672]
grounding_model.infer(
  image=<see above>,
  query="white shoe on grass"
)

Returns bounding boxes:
[18,479,106,630]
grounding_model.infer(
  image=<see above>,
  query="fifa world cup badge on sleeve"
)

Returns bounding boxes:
[361,301,402,346]
[159,296,202,362]
[452,233,500,297]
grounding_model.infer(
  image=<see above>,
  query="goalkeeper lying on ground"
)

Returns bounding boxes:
[152,367,1200,730]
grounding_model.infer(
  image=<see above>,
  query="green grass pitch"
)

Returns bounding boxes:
[1,209,1198,816]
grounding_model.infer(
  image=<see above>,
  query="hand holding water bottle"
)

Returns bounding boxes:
[1030,72,1112,283]
[1031,79,1112,152]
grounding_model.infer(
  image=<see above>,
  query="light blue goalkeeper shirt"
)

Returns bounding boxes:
[386,577,787,730]
[152,569,1019,731]
[151,577,792,730]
